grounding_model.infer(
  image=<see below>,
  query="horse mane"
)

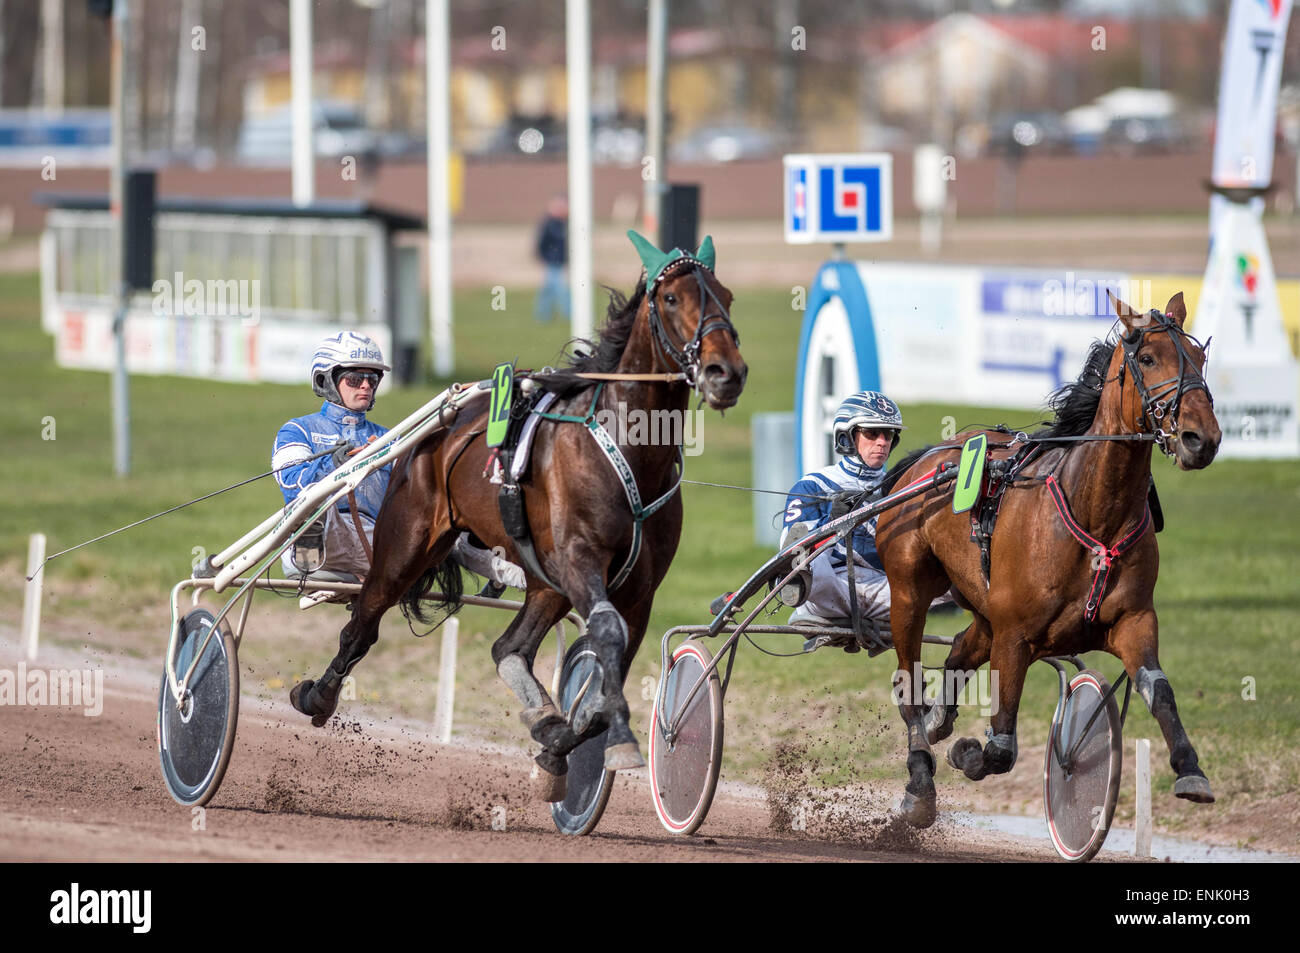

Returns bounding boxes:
[1030,338,1114,443]
[533,280,647,396]
[875,338,1116,493]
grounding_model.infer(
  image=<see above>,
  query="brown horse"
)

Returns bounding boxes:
[875,291,1219,828]
[289,237,747,797]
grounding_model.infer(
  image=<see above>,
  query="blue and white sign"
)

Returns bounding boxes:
[784,153,893,244]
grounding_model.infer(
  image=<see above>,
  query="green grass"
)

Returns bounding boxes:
[4,270,1298,817]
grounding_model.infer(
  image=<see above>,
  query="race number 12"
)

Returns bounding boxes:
[487,362,514,448]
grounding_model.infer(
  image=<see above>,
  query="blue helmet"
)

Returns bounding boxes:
[832,391,904,457]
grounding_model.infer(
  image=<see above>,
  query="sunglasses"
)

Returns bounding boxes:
[339,371,381,389]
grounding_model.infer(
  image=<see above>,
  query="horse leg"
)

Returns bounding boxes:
[924,613,993,745]
[489,588,578,801]
[290,511,456,727]
[1111,610,1214,803]
[890,586,938,829]
[555,561,644,773]
[947,636,1029,781]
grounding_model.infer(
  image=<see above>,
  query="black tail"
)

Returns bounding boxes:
[399,555,465,636]
[878,445,937,495]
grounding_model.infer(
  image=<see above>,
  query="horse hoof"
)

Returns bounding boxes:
[1174,774,1215,804]
[519,704,562,731]
[289,679,314,715]
[604,741,645,772]
[289,679,336,728]
[947,737,987,781]
[529,762,568,802]
[923,705,956,745]
[897,791,937,829]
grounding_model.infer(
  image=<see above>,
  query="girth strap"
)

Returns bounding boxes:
[1045,475,1152,623]
[532,381,684,591]
[584,418,684,590]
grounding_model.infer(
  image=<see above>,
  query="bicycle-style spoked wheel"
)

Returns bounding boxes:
[1043,669,1122,862]
[649,639,724,835]
[158,608,240,807]
[550,637,615,836]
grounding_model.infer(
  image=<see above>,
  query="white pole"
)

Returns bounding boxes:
[172,0,201,153]
[41,0,63,113]
[433,616,458,743]
[290,0,314,208]
[642,0,666,237]
[566,0,593,341]
[22,534,46,661]
[1135,738,1152,858]
[427,0,454,377]
[110,0,130,477]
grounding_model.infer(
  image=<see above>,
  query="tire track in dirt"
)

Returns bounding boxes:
[1,636,1066,862]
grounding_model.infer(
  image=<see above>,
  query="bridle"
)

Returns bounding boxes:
[1117,310,1214,458]
[645,257,740,388]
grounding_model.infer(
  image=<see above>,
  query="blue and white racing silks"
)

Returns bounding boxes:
[781,456,888,572]
[272,401,392,519]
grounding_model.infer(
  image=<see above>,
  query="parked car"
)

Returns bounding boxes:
[670,123,777,163]
[592,115,644,166]
[1102,115,1188,155]
[236,102,378,165]
[986,112,1072,157]
[473,114,567,159]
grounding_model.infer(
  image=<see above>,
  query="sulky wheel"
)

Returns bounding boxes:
[649,639,724,835]
[1043,669,1123,862]
[550,637,615,836]
[158,608,240,807]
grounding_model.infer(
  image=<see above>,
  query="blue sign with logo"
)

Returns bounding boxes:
[784,154,893,244]
[793,261,882,475]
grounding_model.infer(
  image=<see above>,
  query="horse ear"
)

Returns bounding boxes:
[1107,288,1142,333]
[696,235,715,271]
[1165,291,1187,326]
[627,230,667,282]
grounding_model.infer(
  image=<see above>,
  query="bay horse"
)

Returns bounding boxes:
[289,233,747,798]
[875,291,1219,828]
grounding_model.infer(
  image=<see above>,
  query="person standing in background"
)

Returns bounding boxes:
[534,194,570,323]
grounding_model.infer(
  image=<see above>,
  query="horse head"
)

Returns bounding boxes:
[1107,290,1220,471]
[628,231,748,410]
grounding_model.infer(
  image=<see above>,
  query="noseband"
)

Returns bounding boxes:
[646,258,740,388]
[1118,310,1213,457]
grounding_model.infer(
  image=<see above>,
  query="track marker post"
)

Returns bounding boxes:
[23,533,46,661]
[433,616,458,743]
[1135,738,1152,858]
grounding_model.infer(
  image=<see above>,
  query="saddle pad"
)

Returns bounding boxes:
[510,391,559,482]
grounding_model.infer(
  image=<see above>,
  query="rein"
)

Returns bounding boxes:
[565,371,689,382]
[27,444,342,579]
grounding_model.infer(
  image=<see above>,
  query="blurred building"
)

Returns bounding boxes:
[232,10,1222,163]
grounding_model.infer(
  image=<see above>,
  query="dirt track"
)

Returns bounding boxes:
[0,635,1075,863]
